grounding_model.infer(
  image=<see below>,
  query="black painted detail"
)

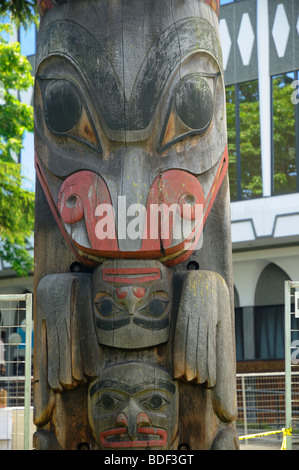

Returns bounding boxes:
[38,18,220,132]
[175,77,213,130]
[133,316,169,330]
[44,79,82,134]
[96,317,130,331]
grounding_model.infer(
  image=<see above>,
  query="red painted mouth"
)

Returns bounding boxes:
[99,426,167,448]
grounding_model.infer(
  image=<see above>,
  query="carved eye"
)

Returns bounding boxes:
[44,80,82,133]
[146,299,169,317]
[97,393,122,411]
[142,394,169,410]
[140,292,169,319]
[159,72,220,152]
[94,298,122,318]
[175,78,213,130]
[39,77,102,153]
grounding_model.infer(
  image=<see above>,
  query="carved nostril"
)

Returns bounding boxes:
[116,412,128,427]
[137,412,150,427]
[132,287,145,298]
[116,287,128,299]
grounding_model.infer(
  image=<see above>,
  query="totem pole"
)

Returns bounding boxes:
[33,0,239,450]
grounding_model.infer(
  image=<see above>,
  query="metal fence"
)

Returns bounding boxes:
[0,294,33,450]
[236,371,299,450]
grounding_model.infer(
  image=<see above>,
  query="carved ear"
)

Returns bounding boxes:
[173,270,237,422]
[34,273,102,424]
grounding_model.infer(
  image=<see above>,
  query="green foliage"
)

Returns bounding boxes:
[272,74,296,194]
[0,1,39,28]
[226,82,263,201]
[226,74,297,200]
[0,23,34,276]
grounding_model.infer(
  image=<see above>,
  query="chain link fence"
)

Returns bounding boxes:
[0,294,33,450]
[236,372,299,450]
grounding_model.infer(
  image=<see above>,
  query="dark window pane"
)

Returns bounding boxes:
[254,305,284,360]
[235,307,244,361]
[272,73,296,195]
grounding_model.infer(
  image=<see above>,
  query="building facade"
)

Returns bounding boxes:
[0,0,299,373]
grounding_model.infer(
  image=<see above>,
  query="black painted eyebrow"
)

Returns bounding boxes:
[90,379,176,397]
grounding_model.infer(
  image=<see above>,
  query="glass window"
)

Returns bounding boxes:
[239,80,262,199]
[235,307,244,361]
[226,85,238,201]
[254,305,284,360]
[272,72,297,195]
[226,80,262,201]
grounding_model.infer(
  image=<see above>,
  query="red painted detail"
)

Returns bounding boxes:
[37,0,219,18]
[102,268,161,284]
[203,0,220,17]
[164,146,228,266]
[116,288,128,299]
[99,426,167,448]
[132,287,145,298]
[116,286,145,298]
[116,413,128,426]
[34,152,97,268]
[57,170,118,252]
[203,145,228,225]
[137,412,150,425]
[37,0,54,16]
[141,169,204,252]
[35,145,228,267]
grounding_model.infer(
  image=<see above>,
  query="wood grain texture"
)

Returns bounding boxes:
[34,0,238,450]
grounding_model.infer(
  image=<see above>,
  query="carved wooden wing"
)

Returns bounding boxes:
[173,270,237,422]
[34,273,101,425]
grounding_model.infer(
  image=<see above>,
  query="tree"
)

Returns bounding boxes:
[0,22,34,276]
[226,75,297,200]
[0,0,38,27]
[272,74,297,194]
[226,80,263,201]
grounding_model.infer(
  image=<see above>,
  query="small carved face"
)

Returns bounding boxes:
[92,260,172,348]
[88,362,178,450]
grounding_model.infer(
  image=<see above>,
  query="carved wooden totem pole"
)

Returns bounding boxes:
[33,0,239,450]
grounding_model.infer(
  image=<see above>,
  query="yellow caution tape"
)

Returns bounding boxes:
[239,428,292,450]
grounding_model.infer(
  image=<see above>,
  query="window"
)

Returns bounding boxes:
[272,71,299,195]
[226,80,262,201]
[254,305,284,359]
[235,307,244,361]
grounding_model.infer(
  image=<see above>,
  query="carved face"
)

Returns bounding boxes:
[92,260,172,348]
[34,0,227,267]
[88,363,178,450]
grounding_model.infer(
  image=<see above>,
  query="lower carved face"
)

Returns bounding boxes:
[88,363,178,450]
[92,260,172,349]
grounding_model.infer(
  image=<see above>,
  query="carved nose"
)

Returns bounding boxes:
[116,287,145,299]
[137,412,150,427]
[116,286,146,315]
[116,411,137,440]
[116,411,150,440]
